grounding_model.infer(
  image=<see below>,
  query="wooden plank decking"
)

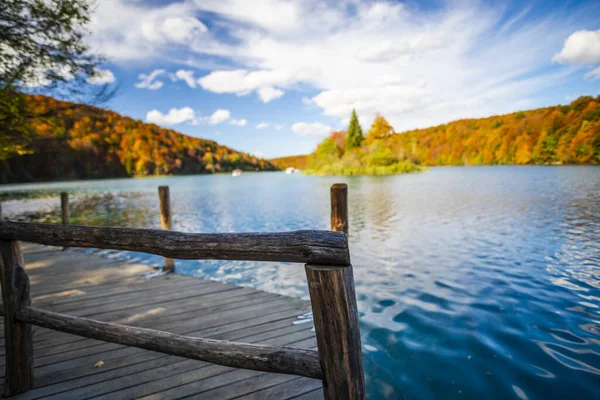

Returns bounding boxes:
[0,243,323,399]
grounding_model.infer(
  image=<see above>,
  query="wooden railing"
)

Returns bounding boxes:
[0,183,364,399]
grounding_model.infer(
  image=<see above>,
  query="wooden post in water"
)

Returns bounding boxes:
[304,183,365,399]
[0,240,34,396]
[158,186,175,272]
[60,192,69,225]
[330,183,348,235]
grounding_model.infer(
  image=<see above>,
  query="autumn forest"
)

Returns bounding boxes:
[0,95,276,183]
[2,94,600,183]
[272,95,600,173]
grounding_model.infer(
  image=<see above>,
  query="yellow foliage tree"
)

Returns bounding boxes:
[367,115,394,143]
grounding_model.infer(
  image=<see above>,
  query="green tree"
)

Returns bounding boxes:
[346,109,364,150]
[0,0,109,160]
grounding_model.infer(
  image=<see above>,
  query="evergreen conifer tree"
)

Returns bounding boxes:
[346,109,364,150]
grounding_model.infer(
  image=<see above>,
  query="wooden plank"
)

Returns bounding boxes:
[4,304,314,388]
[25,289,272,352]
[178,370,298,400]
[26,307,316,393]
[0,240,34,396]
[28,325,317,400]
[234,376,324,400]
[31,276,207,308]
[0,244,324,399]
[293,389,326,400]
[23,290,272,356]
[16,306,323,379]
[25,298,307,369]
[17,309,314,399]
[106,331,317,400]
[0,222,351,265]
[10,296,297,368]
[16,354,184,400]
[16,296,305,375]
[33,280,224,316]
[28,290,304,347]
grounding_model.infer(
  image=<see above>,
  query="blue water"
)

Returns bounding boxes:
[1,166,599,399]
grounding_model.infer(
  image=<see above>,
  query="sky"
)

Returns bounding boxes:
[61,0,600,158]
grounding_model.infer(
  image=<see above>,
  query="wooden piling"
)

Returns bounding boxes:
[158,186,175,271]
[60,192,69,225]
[0,240,34,396]
[305,264,364,399]
[331,183,348,234]
[303,183,364,399]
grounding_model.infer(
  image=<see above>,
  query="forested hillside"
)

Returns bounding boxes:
[0,95,276,183]
[302,95,600,175]
[270,155,309,170]
[394,95,600,165]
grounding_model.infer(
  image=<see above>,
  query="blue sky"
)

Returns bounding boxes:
[67,0,600,158]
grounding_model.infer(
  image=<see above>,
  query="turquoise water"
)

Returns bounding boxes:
[1,166,599,399]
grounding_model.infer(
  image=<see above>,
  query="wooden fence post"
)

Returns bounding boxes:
[305,264,364,399]
[304,183,364,399]
[60,192,69,225]
[158,186,175,272]
[331,183,348,235]
[0,240,34,396]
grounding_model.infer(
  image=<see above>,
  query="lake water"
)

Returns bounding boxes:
[1,166,599,399]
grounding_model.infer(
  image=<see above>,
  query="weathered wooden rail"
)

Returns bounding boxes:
[0,183,364,399]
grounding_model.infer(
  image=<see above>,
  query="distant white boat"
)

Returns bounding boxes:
[285,167,299,174]
[232,169,242,177]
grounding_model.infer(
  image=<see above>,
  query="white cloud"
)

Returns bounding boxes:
[553,29,600,64]
[301,97,313,105]
[207,109,231,125]
[172,70,197,88]
[146,107,196,125]
[145,107,247,126]
[256,122,284,130]
[256,122,270,129]
[135,68,287,100]
[257,86,285,102]
[291,122,332,137]
[198,69,299,101]
[356,40,410,63]
[89,0,594,132]
[87,0,211,61]
[136,69,198,89]
[87,68,116,85]
[191,0,301,33]
[141,16,207,44]
[585,66,600,80]
[136,69,165,90]
[193,1,588,131]
[230,118,247,126]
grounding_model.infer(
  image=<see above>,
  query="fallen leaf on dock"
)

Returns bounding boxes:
[94,361,104,368]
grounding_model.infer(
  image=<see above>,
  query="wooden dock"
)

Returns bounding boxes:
[1,243,323,399]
